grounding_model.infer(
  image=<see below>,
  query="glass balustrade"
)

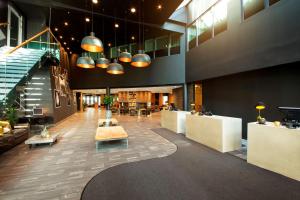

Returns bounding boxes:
[0,28,62,111]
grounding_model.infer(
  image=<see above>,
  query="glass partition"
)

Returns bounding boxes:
[188,23,197,50]
[155,35,169,57]
[170,33,180,55]
[197,10,213,44]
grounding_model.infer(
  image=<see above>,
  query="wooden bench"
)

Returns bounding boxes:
[95,126,128,149]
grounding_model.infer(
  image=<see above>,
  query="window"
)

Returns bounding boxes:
[145,39,155,58]
[269,0,280,6]
[213,0,228,36]
[197,10,213,44]
[155,36,169,57]
[188,23,197,50]
[170,34,181,55]
[187,0,228,50]
[243,0,265,19]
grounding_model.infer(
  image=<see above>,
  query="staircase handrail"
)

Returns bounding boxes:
[5,27,62,55]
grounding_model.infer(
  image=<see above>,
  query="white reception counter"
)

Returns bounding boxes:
[160,110,189,134]
[186,115,242,153]
[247,122,300,181]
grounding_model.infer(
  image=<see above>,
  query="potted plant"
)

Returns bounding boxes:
[103,95,114,119]
[6,107,18,129]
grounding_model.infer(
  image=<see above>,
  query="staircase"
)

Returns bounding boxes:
[0,46,46,102]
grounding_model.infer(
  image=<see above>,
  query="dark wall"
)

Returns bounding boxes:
[0,0,8,46]
[172,87,184,110]
[186,0,300,82]
[70,54,185,89]
[202,62,300,139]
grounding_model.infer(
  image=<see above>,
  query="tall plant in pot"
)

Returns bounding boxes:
[6,107,18,129]
[103,95,114,119]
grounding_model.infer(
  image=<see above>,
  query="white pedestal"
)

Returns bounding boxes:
[186,115,242,153]
[247,122,300,181]
[160,110,189,134]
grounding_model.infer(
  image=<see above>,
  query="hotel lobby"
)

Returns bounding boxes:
[0,0,300,199]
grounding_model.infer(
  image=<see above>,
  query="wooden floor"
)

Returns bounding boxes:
[0,109,176,200]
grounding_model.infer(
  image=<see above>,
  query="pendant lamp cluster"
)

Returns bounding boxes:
[76,0,151,75]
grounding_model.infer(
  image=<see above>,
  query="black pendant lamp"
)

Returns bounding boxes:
[81,2,103,53]
[119,49,132,63]
[107,13,124,75]
[107,59,124,74]
[96,56,110,68]
[131,50,151,67]
[77,53,95,69]
[131,0,150,68]
[119,14,132,63]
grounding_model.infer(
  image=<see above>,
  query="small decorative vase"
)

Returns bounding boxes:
[106,109,112,119]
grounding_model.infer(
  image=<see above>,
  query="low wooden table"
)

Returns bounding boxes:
[98,118,118,127]
[95,126,128,149]
[25,133,59,148]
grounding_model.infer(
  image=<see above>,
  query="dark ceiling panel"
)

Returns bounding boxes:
[12,0,182,54]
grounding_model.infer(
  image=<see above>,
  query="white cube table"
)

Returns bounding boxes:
[161,110,189,134]
[186,115,242,153]
[247,122,300,181]
[25,133,59,148]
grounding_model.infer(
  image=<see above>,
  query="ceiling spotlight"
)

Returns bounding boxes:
[85,17,90,22]
[59,36,63,39]
[131,36,135,40]
[71,37,75,41]
[70,51,72,54]
[130,7,136,13]
[54,27,58,31]
[64,42,67,45]
[115,23,119,28]
[157,4,162,10]
[64,21,69,26]
[67,47,70,50]
[92,0,98,4]
[108,43,112,47]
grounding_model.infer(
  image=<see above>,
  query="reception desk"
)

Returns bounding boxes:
[247,122,300,181]
[186,115,242,153]
[161,110,189,134]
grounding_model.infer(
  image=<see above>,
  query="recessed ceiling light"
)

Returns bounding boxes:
[131,36,135,40]
[157,4,162,10]
[70,51,72,54]
[64,42,67,45]
[64,22,69,26]
[115,23,119,28]
[85,17,90,22]
[54,27,58,31]
[59,36,63,39]
[71,37,75,41]
[67,47,70,50]
[130,7,136,13]
[108,43,112,47]
[92,0,98,4]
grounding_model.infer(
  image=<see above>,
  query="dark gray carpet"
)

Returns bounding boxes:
[81,128,300,200]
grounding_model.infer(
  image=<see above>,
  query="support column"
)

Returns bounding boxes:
[80,92,83,112]
[183,83,188,111]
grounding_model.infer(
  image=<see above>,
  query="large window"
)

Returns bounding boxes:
[188,23,197,50]
[170,33,181,55]
[187,0,228,50]
[197,10,213,44]
[155,36,169,57]
[213,0,228,36]
[243,0,265,19]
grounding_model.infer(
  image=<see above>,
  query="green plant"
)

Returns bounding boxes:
[6,107,18,129]
[103,95,114,106]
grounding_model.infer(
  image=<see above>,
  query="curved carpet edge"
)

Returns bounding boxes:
[81,128,300,200]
